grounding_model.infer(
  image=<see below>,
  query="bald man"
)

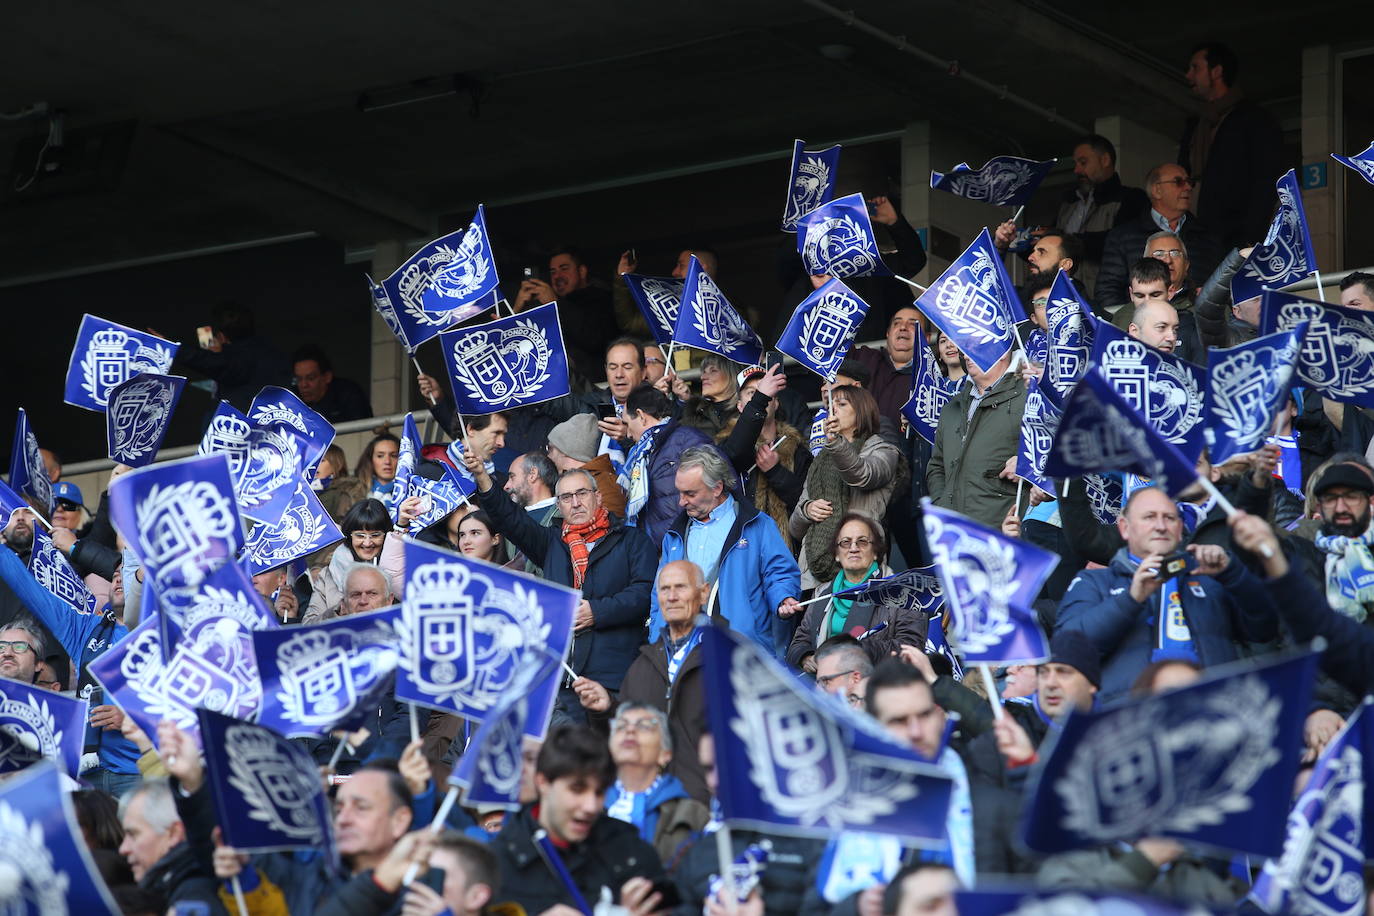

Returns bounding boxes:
[572,560,710,802]
[1128,300,1181,355]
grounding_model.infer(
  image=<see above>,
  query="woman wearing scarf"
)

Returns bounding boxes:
[716,364,809,551]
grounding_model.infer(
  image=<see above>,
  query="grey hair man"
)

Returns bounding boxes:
[0,618,45,683]
[339,564,393,616]
[118,781,222,909]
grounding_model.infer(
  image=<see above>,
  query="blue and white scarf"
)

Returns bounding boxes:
[1314,527,1374,622]
[619,423,666,522]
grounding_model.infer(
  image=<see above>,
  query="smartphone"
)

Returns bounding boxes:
[1155,550,1191,579]
[595,403,619,421]
[522,266,537,280]
[196,326,216,349]
[648,878,683,908]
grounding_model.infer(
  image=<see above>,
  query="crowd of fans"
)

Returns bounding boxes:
[3,37,1374,916]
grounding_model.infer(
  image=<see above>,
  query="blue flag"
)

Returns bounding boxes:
[1084,473,1125,526]
[392,413,424,525]
[1261,289,1374,408]
[63,314,178,413]
[902,340,963,445]
[1090,319,1208,460]
[781,139,841,232]
[0,676,88,778]
[0,762,120,913]
[1232,170,1318,304]
[1333,140,1374,187]
[675,256,766,366]
[808,409,827,456]
[831,566,944,618]
[1020,647,1321,858]
[106,372,186,467]
[198,708,338,860]
[381,206,501,316]
[796,192,892,279]
[449,650,561,810]
[1017,378,1064,493]
[621,274,683,348]
[396,540,575,737]
[1043,371,1201,498]
[241,480,343,576]
[775,278,870,382]
[369,272,469,355]
[702,623,954,844]
[439,302,571,416]
[1045,270,1097,399]
[1206,326,1308,465]
[0,477,26,530]
[930,155,1056,207]
[248,387,335,476]
[9,408,52,517]
[920,503,1056,664]
[915,228,1024,373]
[957,887,1208,916]
[925,614,964,682]
[106,452,244,598]
[1250,700,1374,914]
[253,606,402,738]
[28,526,97,615]
[407,465,475,532]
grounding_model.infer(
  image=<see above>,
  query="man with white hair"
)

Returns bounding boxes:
[119,780,225,912]
[338,564,393,617]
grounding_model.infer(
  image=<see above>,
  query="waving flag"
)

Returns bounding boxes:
[915,228,1024,372]
[675,256,766,366]
[198,708,338,861]
[1205,326,1307,465]
[930,155,1056,207]
[902,340,963,445]
[957,888,1204,916]
[28,526,98,615]
[370,274,448,355]
[1091,320,1207,460]
[921,503,1056,664]
[702,624,954,843]
[241,480,343,576]
[796,193,893,279]
[925,614,964,681]
[1333,140,1374,186]
[396,540,575,737]
[1043,371,1200,498]
[1232,170,1318,304]
[249,387,334,475]
[621,274,683,347]
[1021,647,1320,857]
[1045,271,1097,398]
[379,206,501,320]
[392,413,423,525]
[775,279,870,381]
[1262,289,1374,408]
[63,315,178,412]
[9,408,52,516]
[407,464,475,531]
[0,676,88,778]
[0,763,120,914]
[1084,473,1124,525]
[831,566,944,618]
[781,139,841,231]
[254,607,401,738]
[440,302,571,416]
[106,373,185,467]
[1017,378,1064,493]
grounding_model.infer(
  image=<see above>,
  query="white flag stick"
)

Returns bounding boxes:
[231,876,249,916]
[412,358,438,405]
[1011,204,1025,223]
[663,341,677,370]
[409,703,421,745]
[746,436,788,475]
[403,785,462,886]
[793,592,837,609]
[561,660,579,682]
[892,274,928,294]
[979,664,1004,721]
[715,822,738,908]
[326,736,348,774]
[1195,475,1272,558]
[1313,269,1327,302]
[1015,478,1024,515]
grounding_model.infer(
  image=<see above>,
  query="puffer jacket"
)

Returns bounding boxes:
[927,369,1026,530]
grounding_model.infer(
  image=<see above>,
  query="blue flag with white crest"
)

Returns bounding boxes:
[63,314,178,413]
[249,387,334,475]
[781,139,841,231]
[925,614,964,681]
[1017,378,1063,493]
[1249,700,1374,915]
[396,540,576,738]
[921,503,1055,665]
[1232,170,1318,304]
[198,708,338,862]
[702,623,954,844]
[381,206,501,318]
[930,155,1056,207]
[0,675,88,778]
[370,273,463,355]
[1206,326,1308,465]
[253,606,401,738]
[9,408,52,517]
[902,340,962,445]
[106,452,243,598]
[439,302,571,416]
[915,228,1024,373]
[1261,289,1374,408]
[621,273,683,348]
[1084,473,1124,526]
[675,256,766,366]
[1333,140,1374,187]
[28,526,97,615]
[450,649,562,810]
[1021,646,1321,858]
[241,480,343,576]
[775,278,870,382]
[407,465,475,532]
[1043,371,1200,498]
[392,413,423,526]
[0,762,120,914]
[957,887,1210,916]
[1045,270,1097,398]
[1091,319,1208,460]
[830,566,944,618]
[106,372,185,467]
[796,192,892,279]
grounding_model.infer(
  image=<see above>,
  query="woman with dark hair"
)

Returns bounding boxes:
[306,497,392,620]
[789,386,901,590]
[787,513,925,671]
[454,510,518,567]
[72,788,124,850]
[355,433,401,508]
[934,329,968,382]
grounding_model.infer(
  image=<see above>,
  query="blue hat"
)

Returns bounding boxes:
[52,481,84,507]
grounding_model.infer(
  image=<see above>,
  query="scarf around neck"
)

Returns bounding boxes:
[562,507,611,588]
[1314,525,1374,622]
[805,435,867,582]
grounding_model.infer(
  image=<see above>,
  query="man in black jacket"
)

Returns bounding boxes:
[1057,134,1150,296]
[118,780,227,915]
[174,302,291,414]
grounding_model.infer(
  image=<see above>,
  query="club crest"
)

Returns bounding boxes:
[934,243,1012,346]
[29,529,97,615]
[1210,339,1301,440]
[638,277,683,334]
[1274,301,1374,399]
[19,422,52,513]
[133,479,239,590]
[0,799,67,913]
[944,160,1035,204]
[0,687,64,774]
[243,483,340,572]
[79,326,175,409]
[448,317,554,409]
[924,518,1018,654]
[797,287,866,377]
[688,273,757,353]
[802,212,882,278]
[1019,383,1063,486]
[1099,338,1203,447]
[224,723,328,841]
[1046,293,1093,396]
[783,151,836,230]
[109,375,180,463]
[1084,474,1124,525]
[273,618,399,731]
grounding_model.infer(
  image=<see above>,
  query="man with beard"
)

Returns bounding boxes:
[1287,463,1374,622]
[513,247,617,381]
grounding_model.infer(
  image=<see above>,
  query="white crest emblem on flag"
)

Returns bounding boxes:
[1020,387,1061,480]
[448,318,553,409]
[1211,339,1301,441]
[21,428,52,512]
[225,724,326,840]
[784,154,833,228]
[639,277,682,332]
[802,213,882,277]
[0,686,65,771]
[1100,339,1203,445]
[477,704,527,799]
[945,160,1035,203]
[924,517,1017,653]
[133,481,238,590]
[1046,296,1090,393]
[934,245,1011,345]
[1275,301,1374,399]
[276,624,399,728]
[244,496,329,567]
[110,377,176,460]
[1059,400,1168,482]
[80,327,175,409]
[0,800,67,913]
[688,274,755,352]
[398,223,492,326]
[1241,184,1308,286]
[799,289,864,374]
[30,534,95,614]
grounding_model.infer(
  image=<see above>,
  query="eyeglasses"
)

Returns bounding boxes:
[54,500,80,512]
[1030,297,1049,308]
[350,531,386,544]
[645,357,665,366]
[837,537,873,550]
[0,640,33,655]
[817,668,856,687]
[1318,490,1370,508]
[1153,177,1196,188]
[1149,249,1185,260]
[612,717,661,734]
[557,488,596,505]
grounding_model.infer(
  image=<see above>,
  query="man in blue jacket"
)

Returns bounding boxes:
[651,446,800,656]
[620,384,716,546]
[1056,485,1277,704]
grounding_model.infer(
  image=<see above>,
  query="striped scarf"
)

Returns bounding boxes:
[561,507,611,588]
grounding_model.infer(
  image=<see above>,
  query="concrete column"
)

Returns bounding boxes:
[370,240,407,415]
[1301,45,1338,279]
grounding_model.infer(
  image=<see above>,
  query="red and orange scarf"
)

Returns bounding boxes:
[561,507,611,587]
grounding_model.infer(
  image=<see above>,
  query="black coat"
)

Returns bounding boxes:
[1094,210,1223,312]
[1180,98,1285,252]
[177,334,291,414]
[673,828,824,915]
[139,843,229,916]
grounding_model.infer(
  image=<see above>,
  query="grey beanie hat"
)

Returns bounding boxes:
[547,413,601,463]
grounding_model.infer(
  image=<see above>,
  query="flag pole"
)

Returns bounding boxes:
[1011,205,1025,224]
[403,785,462,886]
[1015,478,1024,519]
[409,703,421,745]
[326,736,347,775]
[561,660,578,682]
[1312,269,1327,302]
[715,822,738,909]
[892,275,928,294]
[794,592,837,609]
[979,665,1005,721]
[411,357,438,406]
[663,340,677,372]
[1195,475,1273,558]
[230,876,249,916]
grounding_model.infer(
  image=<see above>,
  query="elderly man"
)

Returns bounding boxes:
[118,780,225,912]
[467,454,656,725]
[653,446,800,656]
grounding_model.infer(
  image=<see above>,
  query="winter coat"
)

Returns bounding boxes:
[791,434,902,590]
[1038,846,1246,906]
[1095,210,1224,311]
[1055,172,1151,296]
[672,829,825,915]
[1194,246,1251,349]
[715,394,809,550]
[926,369,1026,530]
[303,544,381,624]
[639,417,716,547]
[612,638,708,803]
[605,774,710,865]
[1180,95,1286,251]
[786,564,928,668]
[139,843,229,915]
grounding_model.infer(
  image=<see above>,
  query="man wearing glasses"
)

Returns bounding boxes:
[0,620,44,684]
